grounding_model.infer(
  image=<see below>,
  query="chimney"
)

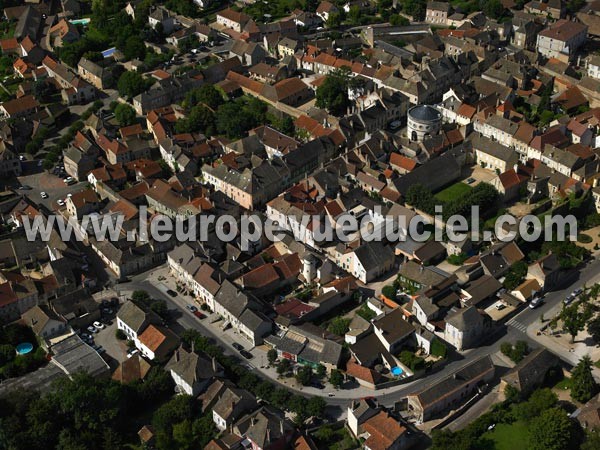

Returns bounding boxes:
[280,419,284,435]
[212,356,218,372]
[175,348,180,362]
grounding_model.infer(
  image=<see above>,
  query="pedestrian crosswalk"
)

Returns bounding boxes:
[507,318,528,333]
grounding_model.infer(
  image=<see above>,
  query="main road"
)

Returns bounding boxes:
[116,257,600,410]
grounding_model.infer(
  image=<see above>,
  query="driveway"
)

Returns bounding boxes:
[461,166,497,186]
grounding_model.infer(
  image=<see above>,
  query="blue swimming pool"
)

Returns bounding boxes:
[15,342,33,355]
[391,366,403,376]
[69,18,91,26]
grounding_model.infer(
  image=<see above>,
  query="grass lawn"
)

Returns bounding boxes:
[435,182,472,202]
[554,377,572,391]
[484,421,530,450]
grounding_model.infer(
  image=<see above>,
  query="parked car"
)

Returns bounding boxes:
[40,191,49,199]
[466,177,476,184]
[240,350,253,360]
[87,325,97,333]
[564,294,575,305]
[193,311,205,319]
[57,199,65,206]
[93,321,105,330]
[529,297,544,309]
[64,177,75,185]
[572,288,583,297]
[186,304,197,312]
[232,342,244,351]
[166,289,177,297]
[18,185,32,190]
[127,348,139,359]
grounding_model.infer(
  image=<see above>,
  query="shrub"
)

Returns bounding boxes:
[382,285,396,299]
[115,329,126,340]
[578,233,593,244]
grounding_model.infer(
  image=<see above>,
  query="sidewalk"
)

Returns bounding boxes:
[138,266,379,399]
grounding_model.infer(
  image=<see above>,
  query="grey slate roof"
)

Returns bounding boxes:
[165,347,223,386]
[354,241,394,271]
[501,348,559,393]
[117,300,159,334]
[445,305,483,330]
[412,355,494,407]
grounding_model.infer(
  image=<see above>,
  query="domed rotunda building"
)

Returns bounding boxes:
[407,105,442,142]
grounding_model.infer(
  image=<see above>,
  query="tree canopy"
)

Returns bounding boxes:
[113,103,137,127]
[571,355,599,403]
[316,67,353,116]
[117,71,152,99]
[528,407,574,450]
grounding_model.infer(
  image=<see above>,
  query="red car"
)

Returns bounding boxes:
[193,311,205,319]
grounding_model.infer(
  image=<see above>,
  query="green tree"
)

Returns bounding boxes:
[587,316,600,342]
[115,329,126,340]
[571,355,599,403]
[316,67,352,116]
[132,290,150,304]
[113,103,136,126]
[560,304,587,343]
[0,344,14,366]
[528,407,574,450]
[306,396,326,418]
[328,317,351,336]
[504,384,521,403]
[513,388,557,421]
[480,0,504,19]
[348,5,361,25]
[581,430,600,450]
[382,285,396,300]
[152,395,196,449]
[329,369,344,388]
[295,366,313,386]
[405,183,436,214]
[503,261,529,290]
[325,12,343,28]
[402,0,426,21]
[277,358,291,375]
[172,419,195,450]
[390,14,409,26]
[124,36,146,60]
[185,84,224,110]
[267,348,278,365]
[316,364,326,378]
[192,415,215,448]
[176,105,215,135]
[117,70,149,99]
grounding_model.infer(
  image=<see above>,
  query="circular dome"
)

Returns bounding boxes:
[408,105,441,122]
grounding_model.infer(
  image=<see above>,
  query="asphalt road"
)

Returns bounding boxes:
[116,258,600,411]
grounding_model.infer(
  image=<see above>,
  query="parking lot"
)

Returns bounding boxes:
[16,171,86,211]
[78,299,125,368]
